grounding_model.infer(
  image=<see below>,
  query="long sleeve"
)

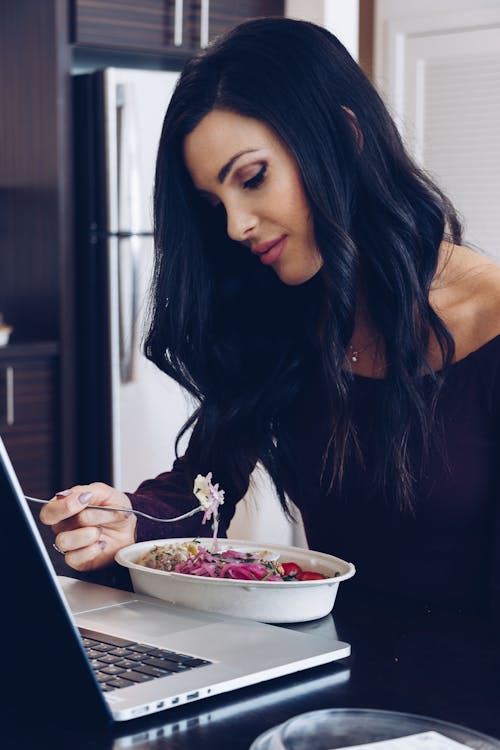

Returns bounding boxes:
[126,453,211,542]
[125,419,258,543]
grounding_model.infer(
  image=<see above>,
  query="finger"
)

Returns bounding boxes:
[64,539,115,572]
[54,525,103,554]
[52,510,131,537]
[50,515,86,535]
[39,488,94,526]
[50,507,128,535]
[77,506,132,527]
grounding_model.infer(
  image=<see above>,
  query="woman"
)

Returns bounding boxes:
[41,18,500,616]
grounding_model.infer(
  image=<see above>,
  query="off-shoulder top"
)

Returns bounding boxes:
[128,335,500,616]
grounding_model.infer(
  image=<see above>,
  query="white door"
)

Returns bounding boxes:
[375,4,500,261]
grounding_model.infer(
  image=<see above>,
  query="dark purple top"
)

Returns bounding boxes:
[128,335,500,615]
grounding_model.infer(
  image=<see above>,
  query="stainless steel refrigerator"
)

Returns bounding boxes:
[73,68,191,492]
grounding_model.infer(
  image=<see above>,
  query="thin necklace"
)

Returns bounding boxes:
[348,341,374,363]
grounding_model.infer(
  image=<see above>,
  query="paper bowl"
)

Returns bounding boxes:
[115,537,355,623]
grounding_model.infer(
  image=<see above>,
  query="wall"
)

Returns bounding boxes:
[286,0,360,59]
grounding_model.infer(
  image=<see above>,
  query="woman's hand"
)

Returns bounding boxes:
[39,482,137,572]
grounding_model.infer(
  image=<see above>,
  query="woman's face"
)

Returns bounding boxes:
[183,109,322,286]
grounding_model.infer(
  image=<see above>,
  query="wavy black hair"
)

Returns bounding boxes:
[146,17,462,517]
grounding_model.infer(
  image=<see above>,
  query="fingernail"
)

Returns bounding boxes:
[99,540,106,550]
[78,492,93,504]
[56,490,70,497]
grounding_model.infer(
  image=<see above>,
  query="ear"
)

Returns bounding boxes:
[341,106,364,151]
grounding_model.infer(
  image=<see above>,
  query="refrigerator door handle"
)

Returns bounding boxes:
[115,82,142,384]
[117,235,140,384]
[200,0,209,48]
[174,0,183,46]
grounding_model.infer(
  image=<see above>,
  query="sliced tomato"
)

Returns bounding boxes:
[281,562,302,577]
[296,570,326,581]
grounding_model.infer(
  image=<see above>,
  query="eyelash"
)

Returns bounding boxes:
[243,164,267,190]
[202,163,267,209]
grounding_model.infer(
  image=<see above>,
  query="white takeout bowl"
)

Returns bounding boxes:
[115,537,356,623]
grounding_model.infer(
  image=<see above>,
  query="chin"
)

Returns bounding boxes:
[274,260,323,286]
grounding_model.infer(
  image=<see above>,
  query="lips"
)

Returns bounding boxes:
[251,235,287,265]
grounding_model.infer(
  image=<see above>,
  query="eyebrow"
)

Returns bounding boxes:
[217,149,260,184]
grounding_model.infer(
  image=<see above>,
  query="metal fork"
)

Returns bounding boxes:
[25,496,203,523]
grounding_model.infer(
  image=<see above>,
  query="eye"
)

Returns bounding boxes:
[199,191,221,208]
[243,164,267,190]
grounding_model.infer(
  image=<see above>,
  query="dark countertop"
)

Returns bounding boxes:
[2,587,499,750]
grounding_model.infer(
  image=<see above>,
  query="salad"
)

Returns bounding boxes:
[135,473,334,582]
[136,540,331,581]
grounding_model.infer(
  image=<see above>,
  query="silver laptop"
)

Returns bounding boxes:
[0,436,350,725]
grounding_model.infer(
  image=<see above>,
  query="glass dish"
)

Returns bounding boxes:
[249,708,500,750]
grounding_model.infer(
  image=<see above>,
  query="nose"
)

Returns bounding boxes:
[225,201,258,243]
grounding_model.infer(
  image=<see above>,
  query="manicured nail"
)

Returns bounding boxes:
[78,492,93,504]
[56,490,70,497]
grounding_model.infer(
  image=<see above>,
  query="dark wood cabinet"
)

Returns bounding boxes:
[72,0,284,56]
[208,0,284,42]
[0,0,75,491]
[0,344,59,499]
[0,0,284,499]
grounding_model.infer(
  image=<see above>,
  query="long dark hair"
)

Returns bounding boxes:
[146,17,462,516]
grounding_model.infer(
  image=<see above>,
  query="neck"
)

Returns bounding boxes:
[347,289,386,376]
[350,288,377,346]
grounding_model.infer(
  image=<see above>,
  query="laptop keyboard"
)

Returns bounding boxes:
[79,627,212,692]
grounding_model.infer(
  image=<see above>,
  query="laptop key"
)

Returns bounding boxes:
[106,677,135,689]
[91,643,115,653]
[115,659,140,669]
[98,654,122,664]
[121,671,152,684]
[78,628,135,647]
[82,637,101,647]
[143,657,190,672]
[133,664,172,678]
[95,670,113,683]
[183,658,211,668]
[124,651,150,662]
[146,649,189,662]
[90,659,109,669]
[101,665,126,676]
[109,647,136,658]
[86,648,105,659]
[142,657,175,671]
[127,644,151,654]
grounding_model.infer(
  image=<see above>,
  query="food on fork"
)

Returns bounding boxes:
[193,472,224,545]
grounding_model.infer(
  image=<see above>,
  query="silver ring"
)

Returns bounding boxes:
[53,542,65,555]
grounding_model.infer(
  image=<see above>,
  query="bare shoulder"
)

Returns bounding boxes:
[431,243,500,359]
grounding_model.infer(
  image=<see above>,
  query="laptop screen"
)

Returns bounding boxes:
[0,436,112,725]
